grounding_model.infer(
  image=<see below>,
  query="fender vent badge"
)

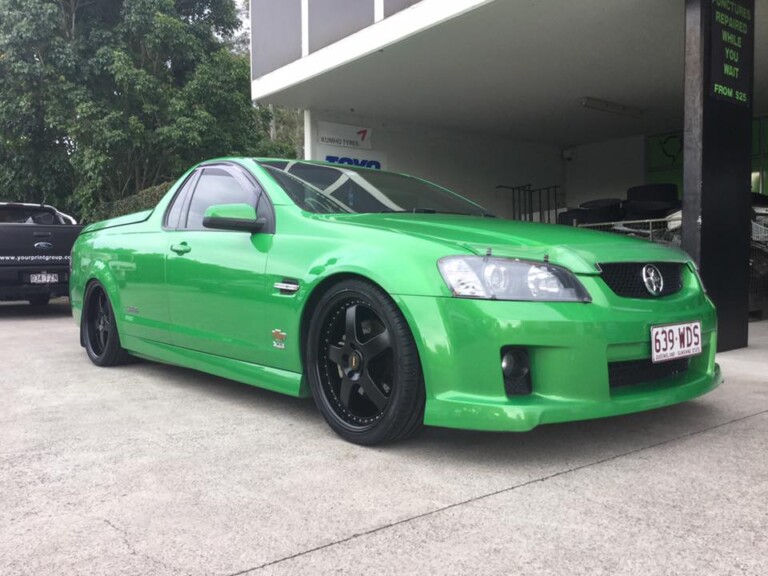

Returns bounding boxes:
[274,279,300,294]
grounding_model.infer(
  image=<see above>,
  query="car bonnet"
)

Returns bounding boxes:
[322,213,690,275]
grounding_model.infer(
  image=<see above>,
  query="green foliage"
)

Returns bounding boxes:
[97,181,173,220]
[0,0,77,205]
[0,0,295,220]
[270,106,305,158]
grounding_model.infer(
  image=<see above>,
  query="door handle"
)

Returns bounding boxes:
[170,242,191,255]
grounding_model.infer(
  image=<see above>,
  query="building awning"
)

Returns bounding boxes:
[252,0,767,146]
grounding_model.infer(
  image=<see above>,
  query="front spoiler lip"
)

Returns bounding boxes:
[424,364,722,432]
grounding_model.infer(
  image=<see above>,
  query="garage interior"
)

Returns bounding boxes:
[250,0,767,348]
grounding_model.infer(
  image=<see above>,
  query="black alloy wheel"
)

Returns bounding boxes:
[307,279,425,445]
[82,282,130,367]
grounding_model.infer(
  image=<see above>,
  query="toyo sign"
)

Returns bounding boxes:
[324,155,382,170]
[316,143,387,170]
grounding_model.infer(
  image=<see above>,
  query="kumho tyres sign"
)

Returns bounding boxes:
[710,0,754,106]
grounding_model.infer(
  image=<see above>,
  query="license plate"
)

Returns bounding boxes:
[30,273,58,284]
[651,321,702,363]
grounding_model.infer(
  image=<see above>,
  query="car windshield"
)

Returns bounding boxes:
[259,161,492,217]
[0,207,60,224]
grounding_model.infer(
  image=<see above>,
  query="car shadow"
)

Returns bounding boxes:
[130,359,320,419]
[390,399,729,466]
[0,298,72,319]
[128,355,727,466]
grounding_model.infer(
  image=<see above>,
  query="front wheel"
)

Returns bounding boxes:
[307,279,425,445]
[81,282,130,367]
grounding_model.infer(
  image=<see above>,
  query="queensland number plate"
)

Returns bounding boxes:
[651,321,702,363]
[30,273,58,284]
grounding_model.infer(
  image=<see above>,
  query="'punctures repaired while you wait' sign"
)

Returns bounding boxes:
[710,0,754,107]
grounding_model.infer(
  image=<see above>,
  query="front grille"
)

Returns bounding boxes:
[599,262,684,298]
[608,358,690,389]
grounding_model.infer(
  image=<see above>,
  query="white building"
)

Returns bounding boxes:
[250,0,767,219]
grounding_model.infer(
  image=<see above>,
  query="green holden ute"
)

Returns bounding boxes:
[70,158,721,445]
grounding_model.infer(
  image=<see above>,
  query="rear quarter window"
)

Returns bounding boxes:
[0,208,60,224]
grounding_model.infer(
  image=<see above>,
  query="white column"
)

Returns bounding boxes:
[374,0,384,22]
[303,109,316,160]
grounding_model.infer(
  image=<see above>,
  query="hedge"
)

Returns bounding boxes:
[97,182,174,220]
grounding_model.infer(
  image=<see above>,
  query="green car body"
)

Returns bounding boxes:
[71,158,721,440]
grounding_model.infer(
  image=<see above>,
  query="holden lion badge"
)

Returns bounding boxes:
[642,264,664,296]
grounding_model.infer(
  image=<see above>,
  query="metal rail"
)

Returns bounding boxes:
[497,184,561,223]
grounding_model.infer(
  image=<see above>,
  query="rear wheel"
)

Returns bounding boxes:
[307,279,425,445]
[28,295,50,306]
[82,282,130,366]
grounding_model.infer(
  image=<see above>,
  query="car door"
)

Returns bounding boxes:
[165,164,274,364]
[112,174,201,345]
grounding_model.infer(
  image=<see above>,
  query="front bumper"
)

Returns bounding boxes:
[395,274,721,432]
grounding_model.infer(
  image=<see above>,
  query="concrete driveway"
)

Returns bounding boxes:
[2,299,766,576]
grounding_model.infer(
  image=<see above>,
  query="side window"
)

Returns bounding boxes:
[184,168,258,230]
[165,173,198,229]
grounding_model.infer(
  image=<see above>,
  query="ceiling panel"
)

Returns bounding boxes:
[260,0,767,145]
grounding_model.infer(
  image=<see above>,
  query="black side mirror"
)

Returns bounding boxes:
[202,203,265,233]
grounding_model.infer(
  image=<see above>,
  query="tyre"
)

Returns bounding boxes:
[28,295,50,306]
[81,281,131,366]
[579,198,624,222]
[307,279,425,445]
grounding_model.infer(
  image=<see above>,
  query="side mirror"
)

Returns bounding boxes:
[202,203,265,233]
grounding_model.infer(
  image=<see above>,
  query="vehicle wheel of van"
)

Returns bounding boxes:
[307,279,425,445]
[82,282,131,367]
[28,295,50,306]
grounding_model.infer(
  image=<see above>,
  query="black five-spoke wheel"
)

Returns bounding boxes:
[82,281,130,366]
[308,279,425,445]
[322,300,394,426]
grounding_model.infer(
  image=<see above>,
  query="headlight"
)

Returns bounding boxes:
[438,256,591,302]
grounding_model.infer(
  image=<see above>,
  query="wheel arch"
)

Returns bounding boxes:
[299,271,427,443]
[299,273,372,370]
[78,263,124,341]
[298,272,426,377]
[79,276,111,347]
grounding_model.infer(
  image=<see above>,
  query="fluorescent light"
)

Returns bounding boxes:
[581,97,644,119]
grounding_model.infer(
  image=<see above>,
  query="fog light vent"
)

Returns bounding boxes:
[501,347,532,396]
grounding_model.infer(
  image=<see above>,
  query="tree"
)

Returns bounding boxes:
[0,1,77,205]
[228,0,251,56]
[0,0,293,219]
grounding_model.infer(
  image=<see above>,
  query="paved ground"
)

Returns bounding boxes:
[1,299,766,576]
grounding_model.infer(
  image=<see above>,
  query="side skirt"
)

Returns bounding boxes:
[121,334,306,398]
